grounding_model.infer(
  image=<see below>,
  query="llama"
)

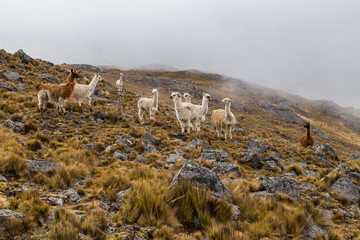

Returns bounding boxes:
[300,122,314,148]
[183,93,211,131]
[183,93,192,103]
[36,69,80,114]
[137,88,159,123]
[116,72,123,92]
[72,73,102,112]
[211,98,236,139]
[170,92,193,133]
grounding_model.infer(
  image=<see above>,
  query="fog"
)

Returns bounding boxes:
[1,0,360,108]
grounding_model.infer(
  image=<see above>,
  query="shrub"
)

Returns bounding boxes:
[26,139,42,151]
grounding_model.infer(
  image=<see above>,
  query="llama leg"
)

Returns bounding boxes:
[180,122,185,133]
[88,97,93,112]
[138,109,144,122]
[149,110,155,120]
[224,125,228,139]
[229,125,233,139]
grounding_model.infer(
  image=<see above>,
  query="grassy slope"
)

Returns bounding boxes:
[0,49,359,239]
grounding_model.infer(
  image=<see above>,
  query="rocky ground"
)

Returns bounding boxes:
[0,49,360,239]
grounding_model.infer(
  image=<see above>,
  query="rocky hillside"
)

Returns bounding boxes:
[0,49,360,239]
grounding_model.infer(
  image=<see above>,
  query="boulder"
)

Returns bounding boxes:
[0,82,16,91]
[134,155,147,163]
[114,150,128,161]
[141,141,160,154]
[141,133,160,145]
[2,120,24,133]
[186,138,212,150]
[0,209,24,227]
[2,71,21,81]
[116,136,133,146]
[258,177,300,201]
[62,189,82,204]
[212,162,242,177]
[262,156,286,172]
[16,49,32,64]
[167,154,184,164]
[116,188,133,203]
[299,183,316,191]
[40,74,59,84]
[313,143,339,160]
[331,177,360,202]
[170,160,232,200]
[240,152,261,168]
[169,133,189,141]
[200,149,229,162]
[349,154,360,160]
[315,152,336,168]
[303,220,328,239]
[248,138,268,153]
[25,160,60,174]
[0,174,7,182]
[48,197,64,206]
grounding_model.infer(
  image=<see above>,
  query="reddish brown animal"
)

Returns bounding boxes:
[300,122,314,148]
[36,69,80,114]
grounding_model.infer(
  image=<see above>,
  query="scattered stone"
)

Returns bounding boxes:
[25,160,60,174]
[315,152,336,168]
[167,154,184,164]
[62,189,82,204]
[63,113,74,121]
[2,120,24,133]
[248,138,268,153]
[116,188,133,203]
[0,209,24,229]
[48,197,64,206]
[170,160,232,200]
[234,128,246,135]
[16,49,32,64]
[134,155,147,163]
[303,220,328,240]
[299,183,316,191]
[258,176,300,201]
[141,141,160,154]
[240,152,261,168]
[46,210,56,225]
[231,204,240,221]
[94,110,108,120]
[321,209,334,221]
[284,172,297,178]
[262,156,286,172]
[313,143,339,160]
[17,64,25,69]
[141,133,160,145]
[349,154,360,160]
[2,71,21,81]
[212,162,242,177]
[40,74,59,84]
[116,136,133,146]
[169,133,189,141]
[121,113,135,118]
[0,174,7,182]
[15,84,25,91]
[331,177,360,202]
[84,144,95,151]
[0,82,16,91]
[186,138,212,150]
[304,170,319,177]
[114,150,128,161]
[200,149,229,162]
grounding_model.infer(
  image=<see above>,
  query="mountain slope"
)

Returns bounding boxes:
[0,49,359,239]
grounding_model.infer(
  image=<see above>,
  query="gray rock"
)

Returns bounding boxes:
[2,120,24,133]
[331,178,360,202]
[200,149,229,162]
[305,170,319,177]
[114,150,128,161]
[84,144,95,151]
[248,138,268,153]
[40,74,59,84]
[314,143,339,160]
[0,82,16,91]
[2,71,21,81]
[315,152,336,168]
[259,177,300,201]
[116,188,133,203]
[240,152,261,168]
[303,220,328,239]
[321,209,334,221]
[167,154,183,164]
[234,128,246,135]
[299,183,316,191]
[0,209,24,228]
[141,133,160,145]
[349,154,360,160]
[169,133,189,141]
[284,172,297,178]
[94,110,108,120]
[46,210,56,225]
[25,160,60,174]
[141,141,160,154]
[170,160,232,200]
[186,138,212,150]
[16,49,32,64]
[134,155,147,163]
[62,189,82,204]
[231,204,240,221]
[212,162,242,177]
[260,102,306,125]
[263,156,286,172]
[116,136,132,146]
[121,113,135,118]
[0,174,7,182]
[17,64,25,69]
[72,210,86,221]
[15,84,25,91]
[48,197,64,206]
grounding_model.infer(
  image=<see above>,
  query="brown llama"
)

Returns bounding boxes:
[300,122,314,148]
[36,69,80,114]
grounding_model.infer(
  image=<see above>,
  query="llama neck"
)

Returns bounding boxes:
[152,92,158,109]
[225,102,232,118]
[67,74,75,83]
[306,126,311,137]
[201,97,209,113]
[89,76,100,89]
[174,98,183,110]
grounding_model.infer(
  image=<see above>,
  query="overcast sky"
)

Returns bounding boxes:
[1,0,360,108]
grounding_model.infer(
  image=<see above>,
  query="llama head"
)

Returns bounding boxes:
[221,98,231,105]
[152,88,158,95]
[204,93,211,101]
[183,93,191,100]
[304,122,310,128]
[69,69,81,79]
[93,73,103,81]
[170,92,181,100]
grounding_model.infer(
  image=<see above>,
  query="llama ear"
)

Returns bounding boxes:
[70,69,74,73]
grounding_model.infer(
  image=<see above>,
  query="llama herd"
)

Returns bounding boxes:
[36,69,314,144]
